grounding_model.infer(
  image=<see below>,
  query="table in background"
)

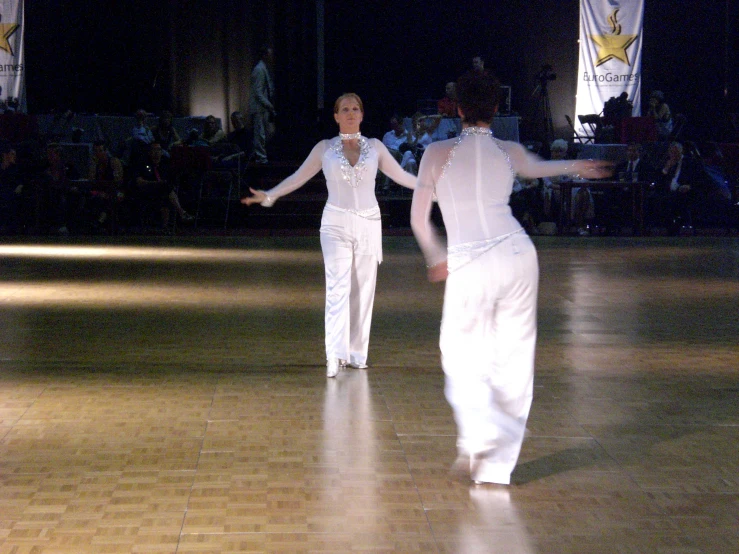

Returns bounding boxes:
[577,143,629,164]
[559,180,649,235]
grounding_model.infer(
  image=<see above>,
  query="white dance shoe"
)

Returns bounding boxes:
[470,451,510,486]
[326,358,341,378]
[346,361,368,369]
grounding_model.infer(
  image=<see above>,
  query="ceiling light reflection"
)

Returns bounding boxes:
[0,245,320,264]
[0,281,322,310]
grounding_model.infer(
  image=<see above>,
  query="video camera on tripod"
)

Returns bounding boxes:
[536,64,556,88]
[531,64,556,141]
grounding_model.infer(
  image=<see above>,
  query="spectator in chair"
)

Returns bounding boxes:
[540,139,568,222]
[647,91,673,141]
[437,82,458,118]
[87,141,124,231]
[131,109,155,169]
[199,115,226,146]
[152,111,182,156]
[226,111,252,157]
[653,142,703,235]
[382,114,417,174]
[134,142,194,229]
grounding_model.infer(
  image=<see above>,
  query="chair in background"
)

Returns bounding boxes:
[565,115,594,144]
[578,114,602,143]
[194,143,243,230]
[170,146,212,232]
[669,114,687,142]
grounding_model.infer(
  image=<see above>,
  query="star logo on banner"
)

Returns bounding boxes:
[590,8,637,67]
[0,22,19,56]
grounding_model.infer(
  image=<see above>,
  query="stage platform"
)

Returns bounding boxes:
[0,236,737,553]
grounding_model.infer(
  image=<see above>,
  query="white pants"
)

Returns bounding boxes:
[320,206,381,365]
[440,233,539,484]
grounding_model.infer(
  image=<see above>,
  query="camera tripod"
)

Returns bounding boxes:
[531,65,556,143]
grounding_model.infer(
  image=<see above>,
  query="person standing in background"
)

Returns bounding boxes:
[248,46,276,164]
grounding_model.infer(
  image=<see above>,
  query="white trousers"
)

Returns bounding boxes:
[320,206,381,365]
[440,232,539,484]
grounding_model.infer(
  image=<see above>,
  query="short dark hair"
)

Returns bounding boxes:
[93,140,107,149]
[456,70,501,125]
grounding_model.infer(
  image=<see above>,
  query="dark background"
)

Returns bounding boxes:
[23,0,739,148]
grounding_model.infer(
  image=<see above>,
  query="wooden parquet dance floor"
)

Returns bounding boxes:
[0,235,737,553]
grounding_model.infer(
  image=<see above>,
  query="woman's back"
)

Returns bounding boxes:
[422,131,522,247]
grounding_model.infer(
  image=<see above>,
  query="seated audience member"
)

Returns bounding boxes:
[647,90,673,141]
[89,141,124,184]
[208,111,250,168]
[151,111,182,156]
[226,111,251,156]
[510,176,543,234]
[604,142,654,233]
[184,128,209,147]
[540,139,568,222]
[403,113,439,163]
[200,115,226,146]
[382,114,417,174]
[615,142,652,182]
[437,82,458,117]
[134,142,194,228]
[653,142,700,234]
[131,109,155,169]
[699,143,733,228]
[43,143,81,235]
[543,138,595,235]
[87,141,124,231]
[0,143,23,234]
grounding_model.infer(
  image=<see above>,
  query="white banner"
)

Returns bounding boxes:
[0,0,24,112]
[575,0,643,135]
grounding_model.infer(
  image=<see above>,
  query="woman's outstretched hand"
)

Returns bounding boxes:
[240,188,267,206]
[427,260,448,283]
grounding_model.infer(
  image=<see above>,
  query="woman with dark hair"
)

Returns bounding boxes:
[411,71,610,485]
[242,93,416,377]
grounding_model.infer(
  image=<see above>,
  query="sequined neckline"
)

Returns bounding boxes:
[460,126,493,137]
[438,127,513,184]
[331,136,372,188]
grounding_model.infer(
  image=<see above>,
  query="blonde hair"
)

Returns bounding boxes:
[334,93,364,114]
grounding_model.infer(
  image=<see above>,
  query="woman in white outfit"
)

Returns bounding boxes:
[242,93,417,377]
[410,72,610,485]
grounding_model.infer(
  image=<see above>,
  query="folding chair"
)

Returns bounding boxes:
[565,115,594,144]
[170,146,213,232]
[194,143,243,230]
[578,114,602,143]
